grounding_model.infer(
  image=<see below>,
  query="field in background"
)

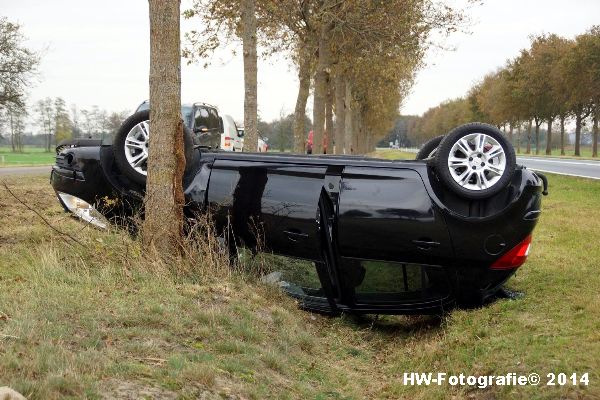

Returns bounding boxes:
[0,172,598,399]
[0,146,55,166]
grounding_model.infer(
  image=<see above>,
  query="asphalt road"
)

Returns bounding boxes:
[0,166,51,177]
[517,157,600,180]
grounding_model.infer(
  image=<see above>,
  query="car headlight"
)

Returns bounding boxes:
[57,192,109,229]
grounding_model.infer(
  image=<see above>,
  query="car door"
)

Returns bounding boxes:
[207,158,327,260]
[337,166,453,262]
[336,167,454,308]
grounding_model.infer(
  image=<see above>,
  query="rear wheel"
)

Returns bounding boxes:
[113,110,194,185]
[434,123,515,199]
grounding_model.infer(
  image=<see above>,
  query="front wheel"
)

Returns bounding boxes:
[113,110,194,185]
[434,123,516,199]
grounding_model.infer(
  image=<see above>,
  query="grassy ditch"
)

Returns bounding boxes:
[0,171,598,399]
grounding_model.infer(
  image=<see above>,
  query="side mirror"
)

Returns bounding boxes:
[237,130,244,138]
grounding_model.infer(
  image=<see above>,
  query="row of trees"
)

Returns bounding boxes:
[414,27,600,157]
[184,0,468,155]
[0,98,129,152]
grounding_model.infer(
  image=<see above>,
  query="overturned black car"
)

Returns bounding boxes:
[51,111,547,315]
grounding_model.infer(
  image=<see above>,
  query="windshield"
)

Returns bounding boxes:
[194,106,220,132]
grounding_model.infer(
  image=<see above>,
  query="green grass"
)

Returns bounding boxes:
[370,149,417,160]
[0,172,599,399]
[516,147,598,160]
[0,146,55,167]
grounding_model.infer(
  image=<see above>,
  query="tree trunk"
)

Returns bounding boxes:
[241,0,258,152]
[526,120,532,154]
[144,0,185,256]
[593,111,599,158]
[560,116,565,156]
[508,123,513,146]
[344,81,353,154]
[312,23,332,154]
[575,113,582,156]
[324,73,333,154]
[334,74,345,155]
[516,122,521,154]
[351,109,359,154]
[355,112,365,154]
[534,120,541,155]
[292,50,310,154]
[545,118,553,155]
[9,111,15,152]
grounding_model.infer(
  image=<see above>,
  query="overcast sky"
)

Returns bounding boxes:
[4,0,600,122]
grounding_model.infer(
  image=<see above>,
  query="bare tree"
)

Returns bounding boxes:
[7,105,26,152]
[35,98,54,151]
[144,0,186,256]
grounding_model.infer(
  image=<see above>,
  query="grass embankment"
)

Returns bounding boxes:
[0,171,599,399]
[0,147,55,167]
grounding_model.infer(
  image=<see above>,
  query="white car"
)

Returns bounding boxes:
[220,115,243,152]
[237,127,269,152]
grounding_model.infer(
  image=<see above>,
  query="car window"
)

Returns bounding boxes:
[135,101,150,113]
[181,105,194,128]
[134,102,194,130]
[194,106,220,131]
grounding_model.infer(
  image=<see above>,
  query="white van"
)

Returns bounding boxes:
[220,115,244,152]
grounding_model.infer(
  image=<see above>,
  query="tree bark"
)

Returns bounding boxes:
[545,118,553,155]
[344,81,353,154]
[575,113,582,156]
[312,23,332,154]
[508,123,513,146]
[334,73,345,154]
[144,0,185,256]
[593,111,599,158]
[292,50,311,154]
[560,116,565,156]
[241,0,258,152]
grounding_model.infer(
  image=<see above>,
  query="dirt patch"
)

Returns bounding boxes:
[99,379,178,400]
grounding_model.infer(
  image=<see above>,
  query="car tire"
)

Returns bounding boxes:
[113,110,194,186]
[415,135,444,160]
[434,123,516,199]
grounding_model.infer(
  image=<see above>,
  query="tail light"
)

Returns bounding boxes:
[224,136,231,147]
[490,235,532,270]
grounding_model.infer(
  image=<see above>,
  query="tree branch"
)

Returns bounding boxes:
[2,181,85,247]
